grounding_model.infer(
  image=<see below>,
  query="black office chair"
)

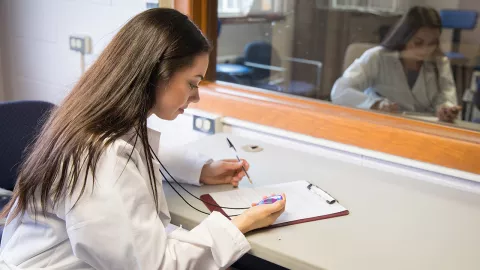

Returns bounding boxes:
[240,41,322,97]
[0,100,55,207]
[0,100,54,241]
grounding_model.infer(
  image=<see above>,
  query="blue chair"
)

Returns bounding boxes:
[243,41,281,82]
[0,100,55,200]
[215,19,254,85]
[440,10,478,57]
[241,41,322,97]
[215,69,244,84]
[440,10,478,115]
[0,100,54,241]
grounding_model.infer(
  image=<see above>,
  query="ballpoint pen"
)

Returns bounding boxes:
[226,137,252,184]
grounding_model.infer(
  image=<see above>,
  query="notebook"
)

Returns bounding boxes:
[200,180,349,227]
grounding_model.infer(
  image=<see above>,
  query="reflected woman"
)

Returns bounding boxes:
[331,6,460,122]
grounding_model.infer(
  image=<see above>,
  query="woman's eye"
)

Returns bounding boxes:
[189,83,198,90]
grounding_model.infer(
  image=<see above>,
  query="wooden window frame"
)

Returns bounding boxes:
[174,0,480,175]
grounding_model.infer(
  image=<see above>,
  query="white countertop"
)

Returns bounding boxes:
[163,133,480,270]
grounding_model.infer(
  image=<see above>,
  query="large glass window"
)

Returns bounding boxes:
[215,0,480,131]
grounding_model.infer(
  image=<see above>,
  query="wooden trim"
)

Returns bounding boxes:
[191,82,480,175]
[173,0,190,17]
[174,0,217,81]
[158,0,173,8]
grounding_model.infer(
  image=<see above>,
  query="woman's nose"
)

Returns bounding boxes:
[191,90,200,103]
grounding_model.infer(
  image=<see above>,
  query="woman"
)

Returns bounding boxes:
[331,6,460,122]
[0,8,286,269]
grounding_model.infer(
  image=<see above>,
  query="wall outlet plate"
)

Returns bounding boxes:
[192,115,222,134]
[69,35,92,54]
[146,2,159,9]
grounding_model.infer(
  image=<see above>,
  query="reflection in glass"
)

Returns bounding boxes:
[215,1,480,129]
[216,0,322,98]
[332,6,460,123]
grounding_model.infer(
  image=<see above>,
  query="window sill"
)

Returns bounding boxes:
[190,81,480,175]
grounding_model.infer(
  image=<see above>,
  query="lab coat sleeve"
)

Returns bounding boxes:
[159,146,212,186]
[331,48,384,109]
[433,57,458,110]
[65,148,250,270]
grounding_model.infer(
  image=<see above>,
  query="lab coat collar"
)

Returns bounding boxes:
[422,62,437,85]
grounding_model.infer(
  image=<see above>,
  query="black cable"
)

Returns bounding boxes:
[148,145,248,213]
[156,163,211,215]
[155,157,241,217]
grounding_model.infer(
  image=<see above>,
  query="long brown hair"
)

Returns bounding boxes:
[2,8,211,221]
[382,6,442,55]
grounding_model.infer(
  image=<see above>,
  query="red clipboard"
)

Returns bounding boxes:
[200,193,349,228]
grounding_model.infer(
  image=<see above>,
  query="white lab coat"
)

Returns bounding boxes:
[331,46,458,112]
[0,128,250,269]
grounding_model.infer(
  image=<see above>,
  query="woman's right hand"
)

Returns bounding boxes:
[232,193,286,234]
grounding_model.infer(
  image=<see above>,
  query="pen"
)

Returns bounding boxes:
[307,183,336,204]
[226,137,252,184]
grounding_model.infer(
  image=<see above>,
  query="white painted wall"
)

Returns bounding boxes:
[0,0,146,103]
[159,0,173,9]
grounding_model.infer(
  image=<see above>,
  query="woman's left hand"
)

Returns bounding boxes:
[200,159,250,187]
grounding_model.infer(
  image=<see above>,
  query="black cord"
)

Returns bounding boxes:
[155,158,241,217]
[149,145,248,210]
[148,145,248,214]
[156,163,212,215]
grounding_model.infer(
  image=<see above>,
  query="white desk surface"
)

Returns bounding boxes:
[162,133,480,270]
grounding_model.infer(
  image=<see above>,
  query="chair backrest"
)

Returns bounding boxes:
[343,43,377,72]
[440,10,478,29]
[216,71,242,84]
[0,100,55,191]
[243,41,281,81]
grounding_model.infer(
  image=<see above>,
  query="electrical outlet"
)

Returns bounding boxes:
[192,115,222,134]
[146,3,159,9]
[145,0,159,9]
[69,35,92,54]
